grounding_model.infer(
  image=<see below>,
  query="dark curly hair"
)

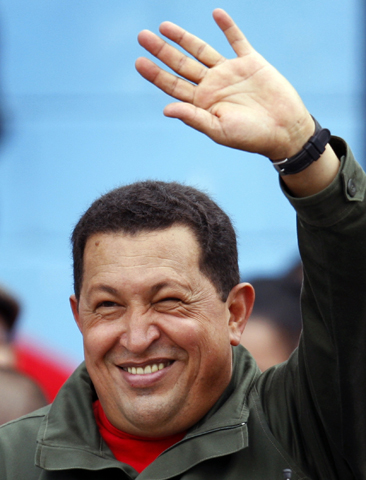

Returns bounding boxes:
[71,180,239,301]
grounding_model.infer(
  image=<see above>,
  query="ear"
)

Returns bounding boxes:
[226,283,255,346]
[70,294,83,333]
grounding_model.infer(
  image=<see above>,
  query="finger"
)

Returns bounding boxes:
[138,29,207,84]
[135,57,196,103]
[164,102,225,145]
[159,21,225,68]
[212,8,253,57]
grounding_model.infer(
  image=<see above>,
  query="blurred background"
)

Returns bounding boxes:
[0,0,364,368]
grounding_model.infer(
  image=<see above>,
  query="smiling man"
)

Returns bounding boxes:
[71,221,253,438]
[0,9,365,480]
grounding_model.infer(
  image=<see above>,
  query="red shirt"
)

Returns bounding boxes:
[93,399,186,473]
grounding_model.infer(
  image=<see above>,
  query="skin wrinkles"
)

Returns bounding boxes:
[86,273,205,314]
[70,224,254,437]
[90,287,212,330]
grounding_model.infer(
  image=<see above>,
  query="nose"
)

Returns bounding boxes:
[120,307,161,354]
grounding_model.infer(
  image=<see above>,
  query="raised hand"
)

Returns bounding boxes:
[135,8,314,161]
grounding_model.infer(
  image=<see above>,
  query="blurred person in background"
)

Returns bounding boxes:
[0,368,47,425]
[0,17,73,405]
[241,261,303,371]
[0,284,74,402]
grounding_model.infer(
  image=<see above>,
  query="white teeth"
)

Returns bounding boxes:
[126,362,170,375]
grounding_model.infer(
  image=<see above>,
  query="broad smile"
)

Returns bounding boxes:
[117,360,175,388]
[122,361,173,375]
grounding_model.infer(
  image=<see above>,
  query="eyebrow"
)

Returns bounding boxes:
[150,282,190,295]
[88,281,191,297]
[88,284,119,296]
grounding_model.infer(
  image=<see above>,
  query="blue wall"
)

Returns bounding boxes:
[0,0,363,363]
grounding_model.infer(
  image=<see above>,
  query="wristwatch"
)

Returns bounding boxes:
[272,117,331,176]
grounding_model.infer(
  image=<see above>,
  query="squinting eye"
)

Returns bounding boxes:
[97,301,118,308]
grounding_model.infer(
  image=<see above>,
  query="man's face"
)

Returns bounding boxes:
[70,225,252,437]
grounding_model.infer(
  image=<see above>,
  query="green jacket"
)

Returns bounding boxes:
[1,137,365,480]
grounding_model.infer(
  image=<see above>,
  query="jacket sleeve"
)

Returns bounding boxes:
[258,136,366,480]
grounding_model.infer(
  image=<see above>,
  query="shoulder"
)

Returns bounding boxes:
[0,406,50,478]
[0,405,49,448]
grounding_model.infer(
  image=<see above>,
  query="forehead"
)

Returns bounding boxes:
[82,225,203,286]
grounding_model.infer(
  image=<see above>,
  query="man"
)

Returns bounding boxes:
[0,8,365,480]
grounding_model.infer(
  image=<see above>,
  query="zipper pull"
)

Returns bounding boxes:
[283,468,292,480]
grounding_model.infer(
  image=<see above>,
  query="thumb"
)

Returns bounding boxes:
[164,102,222,140]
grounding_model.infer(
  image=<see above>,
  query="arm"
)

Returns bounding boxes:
[135,8,339,196]
[136,11,366,478]
[281,140,366,479]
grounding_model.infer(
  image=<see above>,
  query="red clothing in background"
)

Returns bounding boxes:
[14,341,74,402]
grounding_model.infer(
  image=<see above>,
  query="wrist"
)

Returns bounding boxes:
[269,114,315,161]
[281,143,341,197]
[271,117,331,176]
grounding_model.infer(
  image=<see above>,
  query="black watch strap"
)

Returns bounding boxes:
[272,117,331,176]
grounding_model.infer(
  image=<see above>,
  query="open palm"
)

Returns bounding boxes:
[135,8,313,160]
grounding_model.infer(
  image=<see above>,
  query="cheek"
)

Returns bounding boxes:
[161,313,229,359]
[82,322,120,361]
[159,315,205,345]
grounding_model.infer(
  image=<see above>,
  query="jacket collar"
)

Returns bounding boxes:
[35,345,260,476]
